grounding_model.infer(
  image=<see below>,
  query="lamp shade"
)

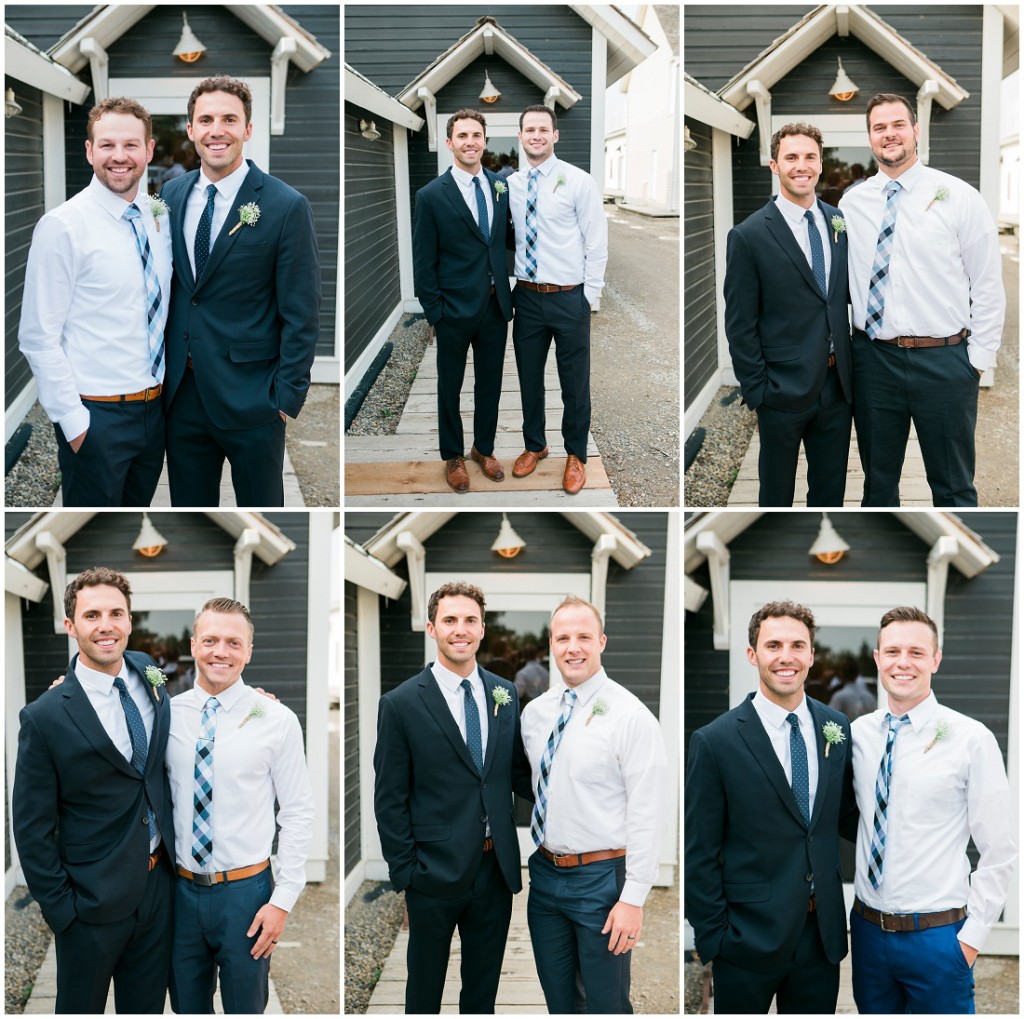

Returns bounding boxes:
[133,513,169,557]
[173,12,207,63]
[829,57,859,102]
[479,70,501,104]
[491,514,526,558]
[808,513,850,564]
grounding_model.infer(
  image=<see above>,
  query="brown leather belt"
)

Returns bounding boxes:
[177,858,270,887]
[516,280,580,293]
[539,846,626,868]
[808,895,817,913]
[186,356,194,370]
[483,837,494,853]
[827,353,836,368]
[81,384,162,403]
[853,897,967,932]
[873,328,968,349]
[148,846,164,872]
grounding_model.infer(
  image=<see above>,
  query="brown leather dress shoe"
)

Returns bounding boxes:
[562,455,586,495]
[512,447,549,478]
[445,456,469,493]
[471,445,505,482]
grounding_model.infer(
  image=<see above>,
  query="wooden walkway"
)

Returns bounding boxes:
[345,335,618,506]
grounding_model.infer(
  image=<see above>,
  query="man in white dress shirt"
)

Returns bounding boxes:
[850,606,1017,1013]
[18,97,172,507]
[167,597,314,1014]
[508,106,608,495]
[521,596,666,1013]
[840,93,1005,507]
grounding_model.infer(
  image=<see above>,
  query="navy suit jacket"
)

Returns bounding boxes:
[724,197,853,412]
[373,664,531,898]
[160,160,321,430]
[412,167,513,327]
[12,651,173,933]
[684,693,855,971]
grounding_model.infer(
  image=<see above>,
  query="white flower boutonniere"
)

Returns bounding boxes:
[822,720,846,758]
[586,698,610,726]
[924,720,950,753]
[553,172,568,194]
[493,181,507,202]
[239,703,265,728]
[228,202,261,236]
[925,186,950,212]
[147,195,170,232]
[144,665,166,702]
[492,687,512,717]
[830,214,846,244]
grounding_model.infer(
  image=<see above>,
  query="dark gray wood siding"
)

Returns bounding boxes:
[344,103,401,373]
[5,80,44,408]
[683,117,717,413]
[344,580,360,877]
[344,513,399,549]
[3,6,94,50]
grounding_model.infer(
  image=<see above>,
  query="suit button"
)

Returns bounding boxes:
[482,782,487,789]
[808,835,813,843]
[480,815,487,824]
[142,814,149,825]
[805,873,813,882]
[191,298,199,306]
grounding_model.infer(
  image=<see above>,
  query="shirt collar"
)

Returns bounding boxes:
[879,689,938,732]
[874,158,925,195]
[451,163,485,188]
[197,159,250,202]
[753,688,810,729]
[74,656,128,694]
[89,174,141,221]
[558,667,608,706]
[524,155,558,178]
[431,659,480,694]
[774,191,820,228]
[191,676,248,712]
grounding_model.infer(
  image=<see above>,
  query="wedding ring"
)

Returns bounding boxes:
[627,935,636,940]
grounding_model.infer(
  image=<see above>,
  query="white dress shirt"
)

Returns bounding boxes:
[508,155,608,304]
[183,160,251,279]
[18,175,173,441]
[449,163,494,232]
[75,658,159,851]
[750,690,819,819]
[839,161,1005,371]
[773,192,832,284]
[521,670,666,906]
[430,659,490,755]
[167,680,315,912]
[851,692,1017,950]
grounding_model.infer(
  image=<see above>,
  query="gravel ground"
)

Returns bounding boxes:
[683,387,757,507]
[4,888,52,1014]
[4,402,62,508]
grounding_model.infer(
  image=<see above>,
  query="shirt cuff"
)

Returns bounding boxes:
[620,879,652,907]
[58,405,90,444]
[583,286,601,306]
[269,883,300,913]
[957,915,990,953]
[966,343,996,374]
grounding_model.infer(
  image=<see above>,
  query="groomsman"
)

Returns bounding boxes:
[521,596,666,1013]
[849,606,1016,1013]
[508,106,607,495]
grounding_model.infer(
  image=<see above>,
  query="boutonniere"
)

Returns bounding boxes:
[830,215,846,244]
[228,202,261,236]
[491,687,512,717]
[925,186,949,212]
[822,720,846,758]
[586,698,610,726]
[147,195,170,232]
[552,172,568,194]
[144,665,166,702]
[924,720,950,753]
[239,703,265,728]
[493,180,507,202]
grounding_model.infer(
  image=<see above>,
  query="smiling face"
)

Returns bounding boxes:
[191,609,253,695]
[549,603,607,688]
[769,133,821,209]
[64,584,132,676]
[426,595,485,677]
[747,615,814,710]
[868,100,919,176]
[446,117,486,174]
[187,90,252,182]
[85,112,154,202]
[874,620,940,713]
[519,110,559,167]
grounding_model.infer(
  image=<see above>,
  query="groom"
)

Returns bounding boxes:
[161,76,321,507]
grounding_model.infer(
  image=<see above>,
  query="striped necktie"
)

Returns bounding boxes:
[123,204,164,380]
[868,712,909,889]
[865,180,902,339]
[191,696,220,866]
[530,689,577,847]
[524,168,539,281]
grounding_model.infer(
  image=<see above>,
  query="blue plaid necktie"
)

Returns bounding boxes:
[191,695,220,866]
[787,713,810,826]
[460,679,483,773]
[804,209,827,297]
[868,712,910,889]
[865,180,902,339]
[472,176,490,239]
[530,689,578,847]
[113,676,156,841]
[524,168,539,281]
[193,183,217,281]
[123,204,164,380]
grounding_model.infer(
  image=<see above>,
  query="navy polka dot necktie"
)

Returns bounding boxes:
[787,712,810,826]
[193,183,217,281]
[113,676,155,841]
[460,679,483,773]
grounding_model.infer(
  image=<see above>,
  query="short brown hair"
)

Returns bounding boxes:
[877,606,937,651]
[748,601,816,649]
[187,76,253,125]
[427,582,486,624]
[87,97,153,143]
[192,597,254,639]
[446,108,487,140]
[865,93,916,129]
[550,595,603,635]
[770,123,823,163]
[519,104,557,132]
[65,567,132,620]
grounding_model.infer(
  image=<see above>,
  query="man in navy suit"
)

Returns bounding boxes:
[161,76,321,507]
[724,123,853,506]
[373,582,532,1013]
[13,567,174,1014]
[413,110,514,493]
[685,601,855,1014]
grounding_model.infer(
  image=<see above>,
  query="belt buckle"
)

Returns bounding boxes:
[896,336,913,349]
[879,911,900,933]
[193,871,215,887]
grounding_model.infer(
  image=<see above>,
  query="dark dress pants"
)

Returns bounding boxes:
[435,293,508,461]
[404,848,512,1014]
[166,368,286,507]
[54,852,173,1014]
[754,364,851,507]
[55,396,164,507]
[512,284,591,461]
[853,331,979,506]
[527,851,631,1015]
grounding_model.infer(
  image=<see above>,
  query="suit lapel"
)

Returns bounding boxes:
[821,200,842,297]
[196,161,264,292]
[125,653,164,777]
[483,169,505,244]
[764,200,826,303]
[736,694,807,828]
[807,699,831,829]
[417,667,482,777]
[440,169,487,244]
[169,171,199,294]
[61,659,140,779]
[479,668,500,777]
